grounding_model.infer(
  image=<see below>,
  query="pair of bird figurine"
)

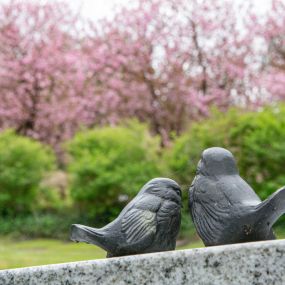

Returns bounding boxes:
[70,147,285,258]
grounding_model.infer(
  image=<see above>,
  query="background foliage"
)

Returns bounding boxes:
[169,105,285,230]
[66,121,163,221]
[1,107,285,238]
[0,130,55,216]
[170,105,285,199]
[0,0,285,241]
[0,0,284,151]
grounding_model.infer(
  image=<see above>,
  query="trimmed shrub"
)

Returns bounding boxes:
[66,121,164,221]
[168,108,242,187]
[38,170,70,212]
[170,105,285,198]
[0,213,84,239]
[0,130,56,215]
[169,105,285,230]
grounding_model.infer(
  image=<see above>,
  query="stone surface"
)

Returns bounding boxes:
[1,239,285,285]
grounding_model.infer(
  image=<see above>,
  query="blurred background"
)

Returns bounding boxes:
[0,0,285,269]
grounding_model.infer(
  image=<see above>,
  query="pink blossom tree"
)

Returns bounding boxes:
[0,1,95,156]
[1,0,282,151]
[256,0,285,100]
[84,0,255,143]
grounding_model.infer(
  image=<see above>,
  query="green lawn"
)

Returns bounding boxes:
[0,237,203,270]
[2,228,284,270]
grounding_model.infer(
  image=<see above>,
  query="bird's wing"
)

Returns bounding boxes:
[189,176,229,245]
[121,194,161,245]
[157,200,181,241]
[121,208,156,244]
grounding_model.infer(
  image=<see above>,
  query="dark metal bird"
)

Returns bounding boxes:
[189,147,285,246]
[70,178,182,257]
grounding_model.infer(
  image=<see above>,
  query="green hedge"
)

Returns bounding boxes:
[169,105,285,230]
[2,106,285,239]
[66,121,164,220]
[170,106,285,197]
[0,130,56,215]
[0,213,91,239]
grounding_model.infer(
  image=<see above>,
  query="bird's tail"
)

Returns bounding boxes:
[255,186,285,228]
[70,224,108,251]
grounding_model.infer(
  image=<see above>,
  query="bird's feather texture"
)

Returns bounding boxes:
[122,208,156,243]
[157,200,181,240]
[189,177,229,245]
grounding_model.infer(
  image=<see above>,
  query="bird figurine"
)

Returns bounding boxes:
[70,178,182,257]
[189,147,285,246]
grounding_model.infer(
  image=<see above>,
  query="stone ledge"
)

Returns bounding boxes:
[1,239,285,285]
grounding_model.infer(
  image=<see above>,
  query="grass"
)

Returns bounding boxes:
[0,238,106,270]
[1,227,284,270]
[0,237,203,270]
